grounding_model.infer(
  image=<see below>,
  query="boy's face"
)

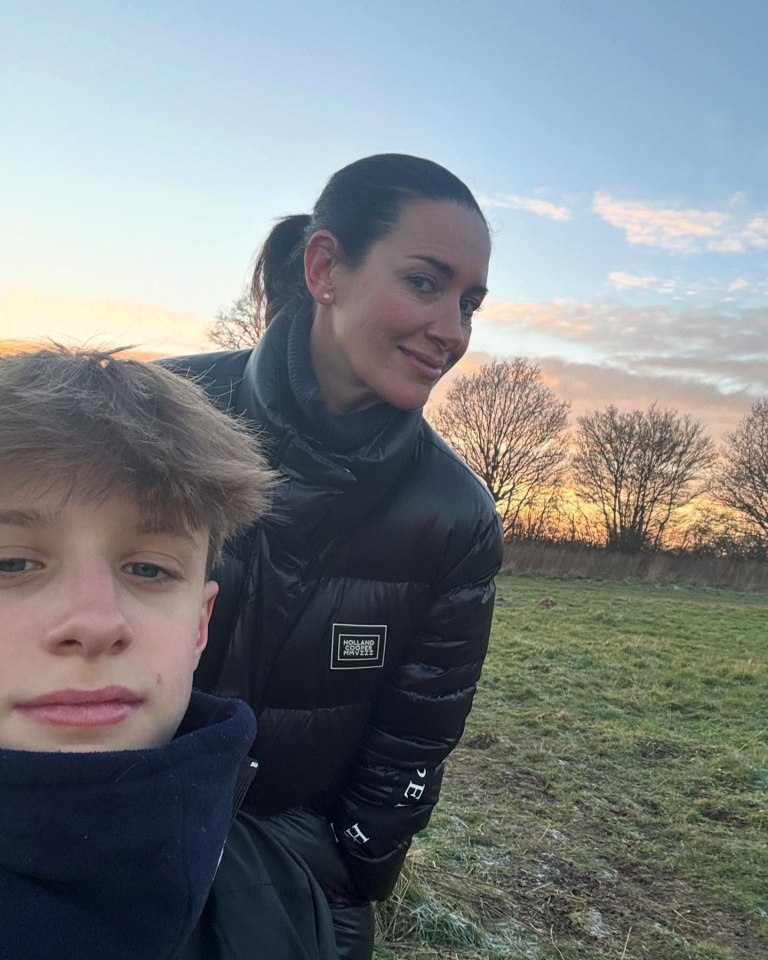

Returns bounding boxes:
[0,487,217,752]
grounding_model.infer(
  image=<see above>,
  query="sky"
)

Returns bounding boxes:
[2,0,766,439]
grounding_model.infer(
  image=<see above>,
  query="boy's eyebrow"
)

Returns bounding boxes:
[0,509,199,543]
[136,518,198,542]
[0,508,57,527]
[406,256,488,296]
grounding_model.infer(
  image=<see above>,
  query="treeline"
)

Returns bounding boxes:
[208,298,768,569]
[429,359,768,567]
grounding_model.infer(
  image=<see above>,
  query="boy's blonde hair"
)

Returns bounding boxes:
[0,347,274,566]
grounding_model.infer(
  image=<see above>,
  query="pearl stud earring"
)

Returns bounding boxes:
[322,292,332,302]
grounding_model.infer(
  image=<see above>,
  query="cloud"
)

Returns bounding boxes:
[608,272,766,302]
[480,299,595,339]
[478,192,572,221]
[609,271,658,289]
[0,288,210,356]
[534,357,750,441]
[609,271,678,294]
[594,192,768,254]
[472,296,768,416]
[743,215,768,247]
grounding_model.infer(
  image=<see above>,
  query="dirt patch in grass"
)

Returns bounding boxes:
[440,748,766,958]
[634,736,682,759]
[464,732,499,750]
[504,851,765,956]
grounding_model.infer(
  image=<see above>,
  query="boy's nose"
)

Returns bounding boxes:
[46,564,133,656]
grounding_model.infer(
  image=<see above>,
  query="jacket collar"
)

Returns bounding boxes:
[235,302,423,546]
[0,692,256,960]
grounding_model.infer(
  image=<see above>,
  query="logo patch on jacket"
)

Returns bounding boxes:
[330,623,387,670]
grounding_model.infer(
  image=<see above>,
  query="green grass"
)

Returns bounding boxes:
[374,576,768,959]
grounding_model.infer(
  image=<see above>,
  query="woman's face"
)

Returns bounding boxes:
[309,200,490,414]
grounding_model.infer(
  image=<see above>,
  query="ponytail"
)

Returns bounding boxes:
[251,214,312,325]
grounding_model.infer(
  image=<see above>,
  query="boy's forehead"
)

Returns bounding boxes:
[0,487,206,545]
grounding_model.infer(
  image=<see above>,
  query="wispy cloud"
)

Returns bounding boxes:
[609,271,678,294]
[594,192,768,254]
[479,192,572,221]
[476,296,768,406]
[608,272,766,301]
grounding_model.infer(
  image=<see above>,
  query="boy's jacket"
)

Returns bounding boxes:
[0,693,258,959]
[178,811,338,960]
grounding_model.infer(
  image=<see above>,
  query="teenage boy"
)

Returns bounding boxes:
[0,348,336,960]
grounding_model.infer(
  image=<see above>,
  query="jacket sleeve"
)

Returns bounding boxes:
[329,506,503,901]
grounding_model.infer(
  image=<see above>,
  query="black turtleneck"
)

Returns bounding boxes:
[285,304,403,453]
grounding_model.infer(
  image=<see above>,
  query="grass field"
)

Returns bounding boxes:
[374,575,768,959]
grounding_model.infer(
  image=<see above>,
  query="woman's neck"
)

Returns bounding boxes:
[309,311,376,415]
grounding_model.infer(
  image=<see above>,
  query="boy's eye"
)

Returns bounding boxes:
[125,562,173,581]
[0,558,40,575]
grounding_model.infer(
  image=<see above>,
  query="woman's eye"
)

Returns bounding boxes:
[408,274,437,294]
[125,562,173,581]
[460,298,481,324]
[0,558,40,576]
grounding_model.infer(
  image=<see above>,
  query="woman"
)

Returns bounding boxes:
[168,154,503,960]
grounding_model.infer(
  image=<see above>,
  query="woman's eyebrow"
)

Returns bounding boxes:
[407,254,455,278]
[407,255,488,296]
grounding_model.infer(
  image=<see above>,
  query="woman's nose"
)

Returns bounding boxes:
[428,301,467,351]
[45,564,133,657]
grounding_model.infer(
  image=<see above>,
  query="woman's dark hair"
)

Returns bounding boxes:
[251,153,487,324]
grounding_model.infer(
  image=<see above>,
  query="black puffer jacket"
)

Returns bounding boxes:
[166,304,502,903]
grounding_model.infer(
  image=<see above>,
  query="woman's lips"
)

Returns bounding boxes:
[400,347,445,379]
[16,687,143,728]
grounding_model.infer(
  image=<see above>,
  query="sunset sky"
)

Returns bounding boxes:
[2,1,766,438]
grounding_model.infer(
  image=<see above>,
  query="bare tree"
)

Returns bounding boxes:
[207,294,266,350]
[715,397,768,543]
[572,403,714,552]
[431,358,570,538]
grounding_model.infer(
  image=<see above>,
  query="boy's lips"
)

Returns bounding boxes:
[16,686,143,728]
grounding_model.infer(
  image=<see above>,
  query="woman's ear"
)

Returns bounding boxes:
[305,230,340,305]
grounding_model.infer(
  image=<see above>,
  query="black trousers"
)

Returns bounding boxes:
[328,901,375,960]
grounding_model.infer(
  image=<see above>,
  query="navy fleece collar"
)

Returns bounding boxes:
[0,691,256,960]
